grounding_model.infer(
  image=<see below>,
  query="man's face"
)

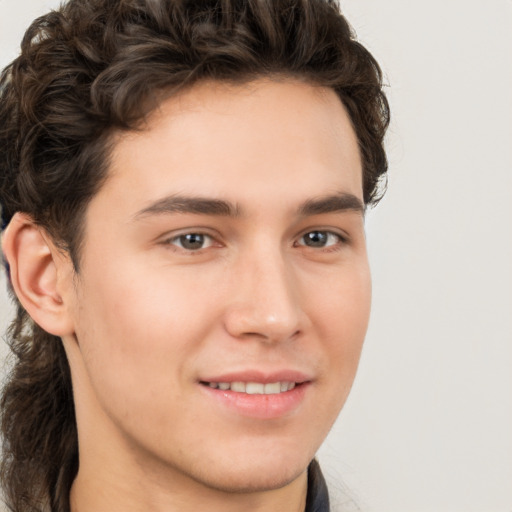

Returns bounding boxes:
[63,79,371,493]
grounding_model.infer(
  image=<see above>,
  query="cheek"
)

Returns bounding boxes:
[71,261,217,403]
[311,260,371,338]
[308,262,371,390]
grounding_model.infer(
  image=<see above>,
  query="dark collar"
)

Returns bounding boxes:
[305,459,330,512]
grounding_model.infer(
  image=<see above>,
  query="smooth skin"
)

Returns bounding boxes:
[3,78,371,512]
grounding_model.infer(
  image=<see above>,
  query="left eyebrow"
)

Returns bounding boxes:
[133,195,241,220]
[297,193,365,217]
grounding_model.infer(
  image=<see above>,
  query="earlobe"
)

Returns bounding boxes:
[2,213,75,336]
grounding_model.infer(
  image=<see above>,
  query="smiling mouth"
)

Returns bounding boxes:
[201,381,299,394]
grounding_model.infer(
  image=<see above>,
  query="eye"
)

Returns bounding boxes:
[297,230,343,249]
[167,233,215,251]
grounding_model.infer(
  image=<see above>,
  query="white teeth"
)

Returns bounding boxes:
[230,381,246,392]
[246,382,264,394]
[206,381,298,394]
[264,382,281,394]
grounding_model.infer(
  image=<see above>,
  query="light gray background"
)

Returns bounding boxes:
[1,1,511,511]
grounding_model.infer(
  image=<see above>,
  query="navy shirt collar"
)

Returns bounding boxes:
[305,459,330,512]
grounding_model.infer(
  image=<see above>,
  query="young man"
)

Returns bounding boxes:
[0,0,389,511]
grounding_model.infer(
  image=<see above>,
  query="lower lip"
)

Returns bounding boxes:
[200,383,310,419]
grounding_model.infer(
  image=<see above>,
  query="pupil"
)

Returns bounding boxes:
[305,231,327,247]
[180,234,204,249]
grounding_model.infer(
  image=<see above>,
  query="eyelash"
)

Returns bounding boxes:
[163,229,347,254]
[294,230,346,251]
[164,232,217,252]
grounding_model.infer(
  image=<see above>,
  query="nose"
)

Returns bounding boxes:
[223,248,304,343]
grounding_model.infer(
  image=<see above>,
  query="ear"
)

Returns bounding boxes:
[2,213,75,336]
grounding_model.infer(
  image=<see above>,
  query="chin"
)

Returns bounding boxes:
[183,447,313,494]
[195,463,308,494]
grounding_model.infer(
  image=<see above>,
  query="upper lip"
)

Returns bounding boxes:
[199,369,313,384]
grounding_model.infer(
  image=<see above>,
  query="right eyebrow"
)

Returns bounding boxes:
[132,195,241,220]
[297,192,365,217]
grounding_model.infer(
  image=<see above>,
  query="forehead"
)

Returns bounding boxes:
[90,79,362,221]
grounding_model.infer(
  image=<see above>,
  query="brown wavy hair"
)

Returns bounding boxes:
[0,0,389,510]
